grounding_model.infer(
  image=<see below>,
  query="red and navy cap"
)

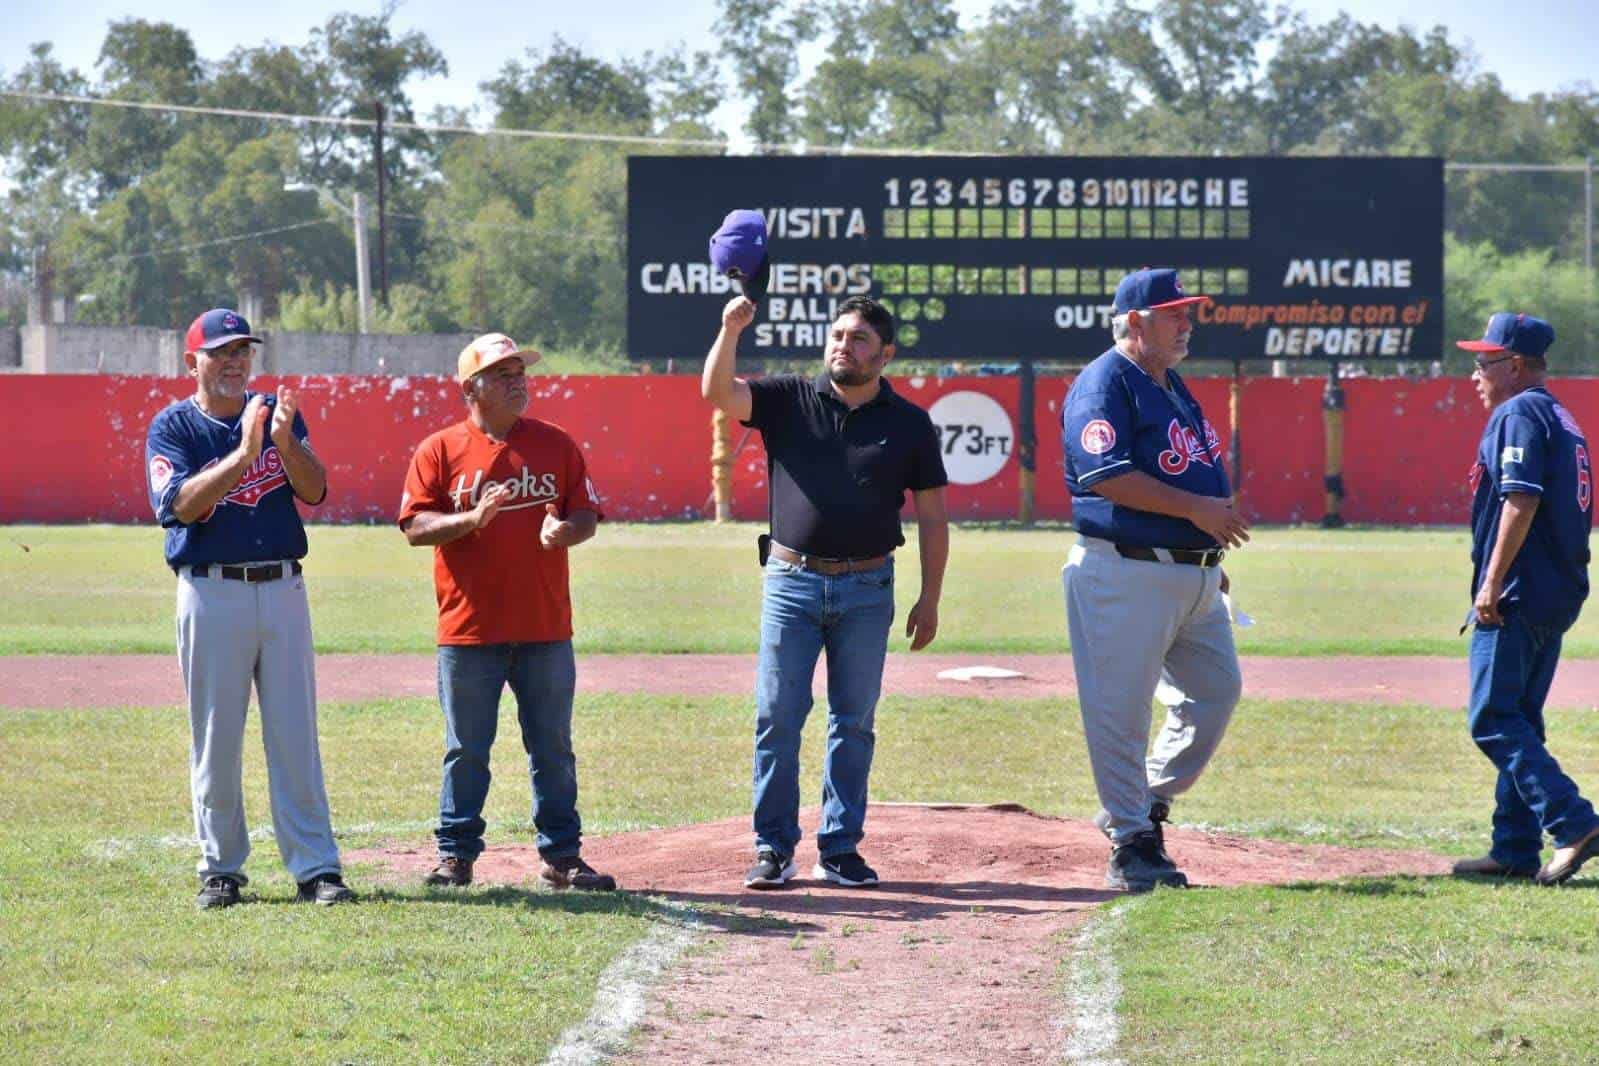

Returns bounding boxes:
[184,308,262,354]
[1456,312,1555,360]
[1112,268,1209,314]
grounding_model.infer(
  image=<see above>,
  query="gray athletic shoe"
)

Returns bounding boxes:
[196,875,242,910]
[1106,831,1188,893]
[744,849,796,889]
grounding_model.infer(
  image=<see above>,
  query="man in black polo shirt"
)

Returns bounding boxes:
[703,293,949,890]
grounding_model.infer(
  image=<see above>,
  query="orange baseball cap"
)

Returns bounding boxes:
[457,332,540,383]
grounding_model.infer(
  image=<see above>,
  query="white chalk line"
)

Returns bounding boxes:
[542,899,710,1066]
[1061,904,1128,1066]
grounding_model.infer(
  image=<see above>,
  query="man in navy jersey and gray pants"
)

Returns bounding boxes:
[145,308,353,909]
[1060,269,1250,892]
[1451,312,1599,885]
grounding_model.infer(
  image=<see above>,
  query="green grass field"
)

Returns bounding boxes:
[4,690,1599,1061]
[3,523,1595,656]
[5,521,1599,1061]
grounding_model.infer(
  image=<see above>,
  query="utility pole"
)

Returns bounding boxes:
[373,101,389,307]
[352,191,373,334]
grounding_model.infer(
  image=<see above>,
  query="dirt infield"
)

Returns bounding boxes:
[7,652,1599,710]
[349,804,1452,1064]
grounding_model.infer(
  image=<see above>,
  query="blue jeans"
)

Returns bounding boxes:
[436,641,582,861]
[1468,613,1599,869]
[753,556,895,860]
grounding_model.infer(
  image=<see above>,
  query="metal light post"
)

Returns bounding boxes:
[285,182,374,334]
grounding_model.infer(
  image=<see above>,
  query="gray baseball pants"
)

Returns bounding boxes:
[1063,536,1242,843]
[176,565,342,883]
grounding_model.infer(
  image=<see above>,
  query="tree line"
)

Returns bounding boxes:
[0,0,1594,369]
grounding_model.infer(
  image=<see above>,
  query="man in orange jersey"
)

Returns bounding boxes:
[398,333,615,891]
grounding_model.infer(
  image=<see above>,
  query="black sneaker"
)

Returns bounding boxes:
[196,875,242,910]
[1094,800,1172,849]
[539,854,617,892]
[424,855,474,887]
[813,852,879,887]
[296,872,356,905]
[744,849,796,889]
[1107,831,1187,893]
[1148,800,1174,863]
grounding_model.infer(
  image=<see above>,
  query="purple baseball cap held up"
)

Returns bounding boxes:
[708,209,770,301]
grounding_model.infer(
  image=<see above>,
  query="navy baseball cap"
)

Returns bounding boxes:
[1112,268,1209,314]
[185,308,262,353]
[1456,312,1555,359]
[709,210,770,301]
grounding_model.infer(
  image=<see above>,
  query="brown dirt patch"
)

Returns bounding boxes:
[347,803,1450,1064]
[8,652,1599,711]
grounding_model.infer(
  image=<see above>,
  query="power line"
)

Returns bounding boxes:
[0,87,979,157]
[387,212,617,243]
[61,218,332,271]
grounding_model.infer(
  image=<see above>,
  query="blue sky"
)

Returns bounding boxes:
[3,0,1594,128]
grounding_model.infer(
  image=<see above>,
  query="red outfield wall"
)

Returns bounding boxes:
[6,375,1599,525]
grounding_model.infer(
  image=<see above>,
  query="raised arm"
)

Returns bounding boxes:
[701,296,755,422]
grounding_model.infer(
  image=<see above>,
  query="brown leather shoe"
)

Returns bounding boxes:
[539,854,617,892]
[1536,825,1599,886]
[424,855,473,887]
[1451,855,1537,879]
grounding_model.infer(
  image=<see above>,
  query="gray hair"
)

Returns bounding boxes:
[1111,310,1146,340]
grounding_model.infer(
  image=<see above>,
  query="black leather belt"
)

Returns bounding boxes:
[1115,544,1225,568]
[770,542,890,575]
[187,561,303,582]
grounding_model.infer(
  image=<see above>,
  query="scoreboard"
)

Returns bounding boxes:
[626,156,1443,362]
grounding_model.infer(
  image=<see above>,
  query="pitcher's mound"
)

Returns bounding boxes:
[351,804,1450,1066]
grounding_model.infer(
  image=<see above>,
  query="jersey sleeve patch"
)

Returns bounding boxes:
[1080,420,1117,455]
[149,454,175,494]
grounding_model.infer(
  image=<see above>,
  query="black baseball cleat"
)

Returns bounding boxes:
[1106,831,1188,893]
[296,872,356,905]
[539,854,617,892]
[196,875,242,910]
[813,852,880,887]
[744,849,796,889]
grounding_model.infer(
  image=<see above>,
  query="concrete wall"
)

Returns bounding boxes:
[21,324,181,375]
[12,324,475,376]
[257,331,474,376]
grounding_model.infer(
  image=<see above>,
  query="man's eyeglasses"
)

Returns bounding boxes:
[1473,354,1516,371]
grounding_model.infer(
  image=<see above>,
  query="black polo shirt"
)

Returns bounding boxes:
[744,374,948,559]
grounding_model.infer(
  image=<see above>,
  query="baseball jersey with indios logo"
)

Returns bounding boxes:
[146,393,318,567]
[399,416,604,644]
[1061,348,1231,550]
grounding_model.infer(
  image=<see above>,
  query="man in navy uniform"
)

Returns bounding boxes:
[145,308,354,909]
[1060,268,1250,892]
[1451,312,1599,885]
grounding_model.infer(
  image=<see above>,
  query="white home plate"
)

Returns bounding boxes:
[936,665,1028,682]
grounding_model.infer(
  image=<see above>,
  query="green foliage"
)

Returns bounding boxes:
[270,281,442,334]
[1445,235,1598,373]
[0,3,1594,357]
